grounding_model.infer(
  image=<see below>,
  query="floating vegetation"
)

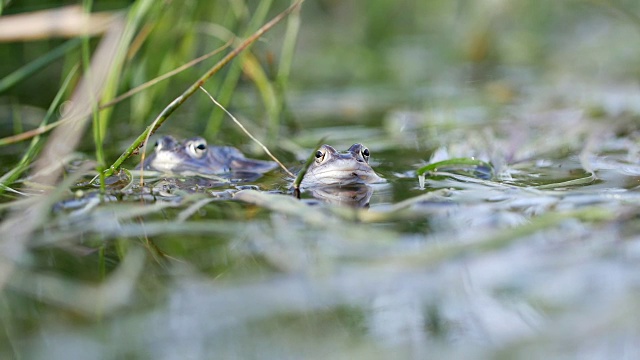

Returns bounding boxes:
[416,157,495,188]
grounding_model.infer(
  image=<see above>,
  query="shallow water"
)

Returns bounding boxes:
[3,1,640,358]
[5,101,640,359]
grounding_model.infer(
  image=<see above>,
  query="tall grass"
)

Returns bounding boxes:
[0,65,78,196]
[0,0,303,184]
[103,0,303,177]
[0,0,304,309]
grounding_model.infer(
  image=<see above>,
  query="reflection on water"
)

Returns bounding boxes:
[305,184,374,208]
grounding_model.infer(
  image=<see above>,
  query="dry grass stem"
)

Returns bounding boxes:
[0,17,126,291]
[0,5,116,41]
[199,86,295,178]
[100,38,234,109]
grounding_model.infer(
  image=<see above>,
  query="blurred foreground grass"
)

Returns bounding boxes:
[2,0,640,359]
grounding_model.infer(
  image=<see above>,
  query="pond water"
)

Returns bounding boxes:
[7,97,640,358]
[3,1,640,359]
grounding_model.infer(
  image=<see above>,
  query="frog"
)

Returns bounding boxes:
[139,135,277,175]
[300,143,383,187]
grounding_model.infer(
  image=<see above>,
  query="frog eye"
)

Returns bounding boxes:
[154,138,166,151]
[315,149,326,162]
[154,139,167,152]
[361,147,370,161]
[187,139,208,158]
[154,136,178,152]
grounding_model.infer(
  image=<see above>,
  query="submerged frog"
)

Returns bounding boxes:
[300,143,384,187]
[140,135,277,175]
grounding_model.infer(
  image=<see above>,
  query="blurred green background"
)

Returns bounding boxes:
[2,0,639,155]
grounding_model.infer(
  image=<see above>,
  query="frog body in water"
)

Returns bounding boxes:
[300,143,384,187]
[61,141,381,213]
[140,135,277,175]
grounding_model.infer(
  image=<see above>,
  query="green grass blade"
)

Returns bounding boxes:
[204,0,274,139]
[277,0,301,89]
[0,38,81,93]
[82,0,106,193]
[103,0,304,177]
[95,0,155,139]
[293,138,326,191]
[0,65,80,195]
[242,54,279,138]
[416,157,494,176]
[273,0,302,139]
[534,174,596,189]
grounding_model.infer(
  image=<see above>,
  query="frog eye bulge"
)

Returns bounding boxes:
[361,147,370,162]
[154,138,167,152]
[187,139,208,158]
[315,149,326,163]
[154,136,180,152]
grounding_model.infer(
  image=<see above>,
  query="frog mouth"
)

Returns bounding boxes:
[304,166,382,186]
